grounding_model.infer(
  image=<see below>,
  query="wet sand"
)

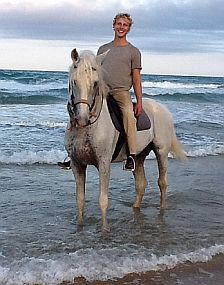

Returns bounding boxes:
[63,253,224,285]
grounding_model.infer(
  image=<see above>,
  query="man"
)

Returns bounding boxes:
[97,12,142,170]
[58,13,142,171]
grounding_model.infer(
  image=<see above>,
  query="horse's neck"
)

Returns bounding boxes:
[98,97,110,123]
[91,97,114,131]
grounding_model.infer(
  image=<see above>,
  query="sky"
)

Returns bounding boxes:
[0,0,224,76]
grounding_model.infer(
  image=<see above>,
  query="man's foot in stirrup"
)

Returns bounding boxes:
[57,159,71,170]
[124,155,136,171]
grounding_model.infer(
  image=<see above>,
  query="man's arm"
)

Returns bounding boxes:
[132,68,142,117]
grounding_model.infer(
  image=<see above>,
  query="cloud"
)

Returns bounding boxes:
[0,0,224,54]
[135,30,224,54]
[1,0,224,37]
[0,1,114,40]
[133,0,224,31]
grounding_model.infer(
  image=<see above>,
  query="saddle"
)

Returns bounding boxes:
[107,96,151,161]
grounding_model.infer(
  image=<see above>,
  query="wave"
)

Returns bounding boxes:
[1,91,222,105]
[0,93,67,105]
[142,80,220,90]
[142,91,224,104]
[186,145,224,157]
[0,149,66,165]
[0,120,67,128]
[0,70,68,105]
[141,78,224,104]
[0,79,66,93]
[0,244,224,284]
[0,145,223,165]
[0,69,67,89]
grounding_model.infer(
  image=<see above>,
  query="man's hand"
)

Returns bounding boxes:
[134,101,142,117]
[132,68,142,117]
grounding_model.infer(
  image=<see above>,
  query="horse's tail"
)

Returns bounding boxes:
[170,131,187,162]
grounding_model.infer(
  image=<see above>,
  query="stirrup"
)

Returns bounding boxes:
[57,157,71,170]
[123,155,135,172]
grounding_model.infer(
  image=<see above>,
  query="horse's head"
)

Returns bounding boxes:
[68,48,105,128]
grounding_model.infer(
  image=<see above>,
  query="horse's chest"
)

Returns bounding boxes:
[75,141,94,158]
[67,133,97,164]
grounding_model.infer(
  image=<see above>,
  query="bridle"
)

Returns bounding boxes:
[67,83,104,128]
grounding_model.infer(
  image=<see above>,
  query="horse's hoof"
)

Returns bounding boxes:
[160,203,166,211]
[133,206,141,213]
[133,203,141,209]
[77,224,84,232]
[102,226,110,234]
[77,219,84,230]
[159,208,165,216]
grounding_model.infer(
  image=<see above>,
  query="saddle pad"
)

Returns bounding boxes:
[107,96,151,133]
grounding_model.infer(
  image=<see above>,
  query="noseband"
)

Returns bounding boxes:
[71,99,91,109]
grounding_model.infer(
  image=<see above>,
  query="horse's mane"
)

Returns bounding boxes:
[69,50,109,98]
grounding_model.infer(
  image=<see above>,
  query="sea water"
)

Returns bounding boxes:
[0,69,224,284]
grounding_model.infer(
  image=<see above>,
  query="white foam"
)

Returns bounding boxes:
[145,145,224,160]
[0,149,66,165]
[0,120,67,128]
[0,79,66,92]
[0,144,223,165]
[0,244,224,285]
[187,145,224,157]
[142,81,219,90]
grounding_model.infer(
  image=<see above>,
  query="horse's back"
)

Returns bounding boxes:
[142,98,186,160]
[141,98,172,145]
[142,98,173,122]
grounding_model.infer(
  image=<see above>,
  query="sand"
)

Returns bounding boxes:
[60,253,224,285]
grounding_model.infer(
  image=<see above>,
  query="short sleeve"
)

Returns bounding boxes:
[132,48,142,70]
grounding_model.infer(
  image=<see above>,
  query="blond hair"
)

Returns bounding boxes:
[112,13,133,29]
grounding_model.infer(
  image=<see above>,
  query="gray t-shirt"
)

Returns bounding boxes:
[97,41,141,92]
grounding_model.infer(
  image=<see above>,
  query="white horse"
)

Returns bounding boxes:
[65,48,186,232]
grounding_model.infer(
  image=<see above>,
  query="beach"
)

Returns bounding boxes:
[0,69,224,285]
[1,155,224,285]
[61,155,224,285]
[71,253,224,285]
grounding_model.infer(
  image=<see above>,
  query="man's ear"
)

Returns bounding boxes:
[96,50,110,65]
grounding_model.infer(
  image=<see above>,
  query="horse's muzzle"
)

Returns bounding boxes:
[72,115,90,128]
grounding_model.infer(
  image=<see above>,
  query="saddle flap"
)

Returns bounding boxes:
[107,96,151,132]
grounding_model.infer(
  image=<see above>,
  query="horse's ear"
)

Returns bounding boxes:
[96,50,110,65]
[71,48,79,62]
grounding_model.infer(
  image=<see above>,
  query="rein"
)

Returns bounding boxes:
[88,85,104,126]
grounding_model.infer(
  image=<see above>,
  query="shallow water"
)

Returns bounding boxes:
[1,155,224,284]
[0,70,224,284]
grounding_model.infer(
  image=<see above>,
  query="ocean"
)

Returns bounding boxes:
[0,69,224,285]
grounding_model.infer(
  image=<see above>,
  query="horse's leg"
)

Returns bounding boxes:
[154,148,168,209]
[132,155,148,209]
[72,163,87,228]
[98,162,111,232]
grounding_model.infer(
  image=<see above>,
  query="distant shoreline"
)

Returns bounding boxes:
[0,68,224,78]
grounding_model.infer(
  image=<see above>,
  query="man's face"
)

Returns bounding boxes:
[114,17,130,38]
